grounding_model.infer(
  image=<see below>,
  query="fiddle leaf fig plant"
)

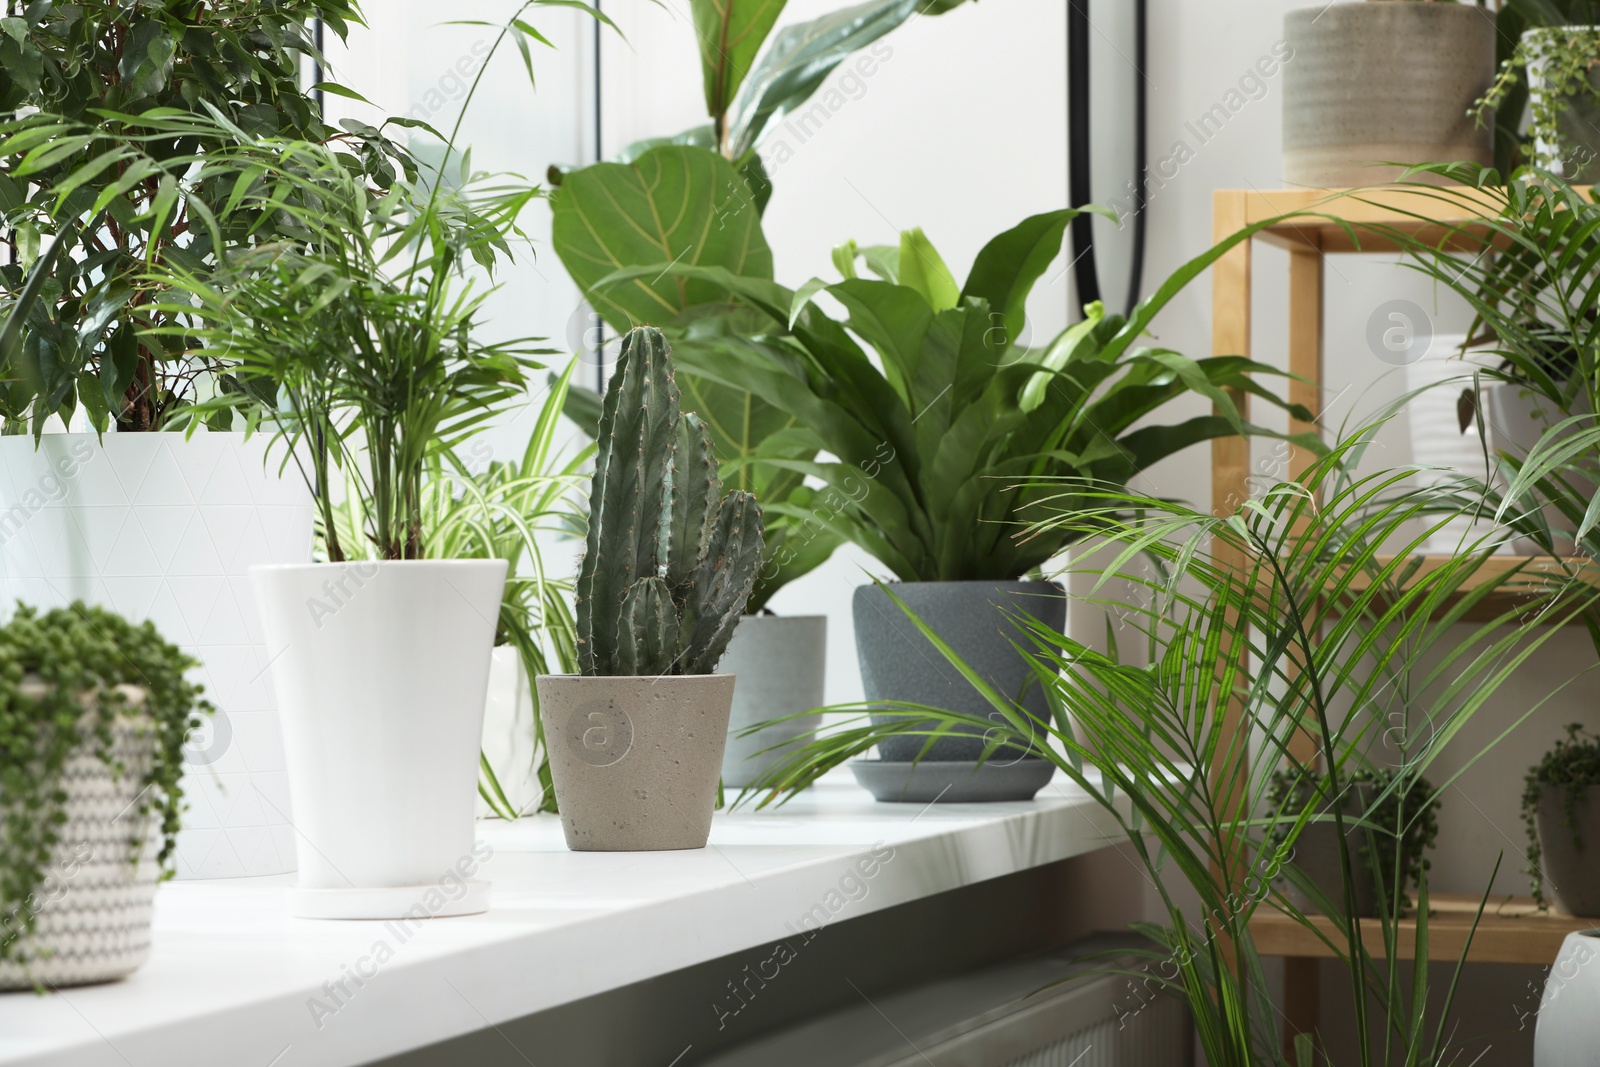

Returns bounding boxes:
[600,209,1319,581]
[576,327,764,677]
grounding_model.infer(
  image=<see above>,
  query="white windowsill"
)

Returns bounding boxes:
[0,770,1123,1067]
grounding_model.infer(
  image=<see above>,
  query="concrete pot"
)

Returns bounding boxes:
[0,432,314,879]
[1283,3,1495,187]
[717,615,826,789]
[1281,786,1381,920]
[1537,930,1600,1065]
[853,581,1064,764]
[1536,784,1600,917]
[251,560,505,918]
[537,673,734,851]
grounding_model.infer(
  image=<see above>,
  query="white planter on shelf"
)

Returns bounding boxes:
[1536,929,1600,1065]
[717,615,826,789]
[0,433,313,879]
[1484,383,1596,555]
[1402,337,1504,556]
[251,559,506,919]
[477,646,544,819]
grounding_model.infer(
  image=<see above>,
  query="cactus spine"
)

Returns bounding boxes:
[576,327,765,676]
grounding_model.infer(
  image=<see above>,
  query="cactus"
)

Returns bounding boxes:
[576,327,765,676]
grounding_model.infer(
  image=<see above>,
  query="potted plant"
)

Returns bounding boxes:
[1383,168,1600,557]
[321,362,594,821]
[1477,4,1600,180]
[147,125,547,916]
[744,425,1588,1063]
[610,210,1313,800]
[1267,765,1440,918]
[550,0,977,787]
[1523,725,1600,915]
[0,2,391,879]
[1282,0,1496,187]
[538,326,764,852]
[0,602,210,990]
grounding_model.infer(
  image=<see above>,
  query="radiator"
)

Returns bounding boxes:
[701,934,1192,1067]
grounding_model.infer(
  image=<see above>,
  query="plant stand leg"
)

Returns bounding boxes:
[1283,955,1320,1058]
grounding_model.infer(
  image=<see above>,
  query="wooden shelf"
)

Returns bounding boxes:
[1220,185,1510,254]
[1251,892,1597,966]
[1348,554,1600,624]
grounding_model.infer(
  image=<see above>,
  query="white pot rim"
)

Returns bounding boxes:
[739,613,826,622]
[251,559,507,573]
[536,672,734,682]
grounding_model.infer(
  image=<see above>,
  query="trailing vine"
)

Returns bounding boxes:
[1266,765,1441,914]
[1523,723,1600,909]
[1475,26,1600,175]
[0,603,210,965]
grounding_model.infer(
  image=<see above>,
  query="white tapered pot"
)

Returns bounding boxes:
[477,646,543,819]
[0,432,314,879]
[251,560,506,919]
[1536,930,1600,1065]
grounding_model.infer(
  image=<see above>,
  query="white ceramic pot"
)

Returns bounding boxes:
[537,673,734,851]
[1283,3,1495,187]
[0,433,313,879]
[1402,338,1503,556]
[477,646,545,819]
[0,706,160,990]
[251,560,506,918]
[1535,929,1600,1065]
[717,615,825,789]
[1485,383,1596,555]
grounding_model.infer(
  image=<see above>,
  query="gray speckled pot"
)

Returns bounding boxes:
[1284,3,1494,187]
[717,615,826,788]
[537,674,734,851]
[1536,784,1600,917]
[853,581,1065,763]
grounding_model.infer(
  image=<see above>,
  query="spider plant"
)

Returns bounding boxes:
[743,427,1597,1065]
[322,360,593,818]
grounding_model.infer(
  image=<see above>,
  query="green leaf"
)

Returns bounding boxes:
[962,209,1075,351]
[897,228,959,311]
[691,0,789,131]
[551,145,774,328]
[118,21,177,101]
[727,0,964,157]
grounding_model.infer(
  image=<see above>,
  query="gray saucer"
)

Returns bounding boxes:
[849,759,1056,803]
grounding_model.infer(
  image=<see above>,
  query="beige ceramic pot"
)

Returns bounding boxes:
[536,674,735,851]
[1283,2,1495,187]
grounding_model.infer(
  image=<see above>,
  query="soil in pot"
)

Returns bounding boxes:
[1535,783,1600,916]
[538,674,734,851]
[853,581,1064,764]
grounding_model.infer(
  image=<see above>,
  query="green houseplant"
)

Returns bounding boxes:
[1523,724,1600,914]
[0,602,210,990]
[537,326,764,852]
[1266,765,1441,918]
[1477,2,1600,180]
[136,75,555,912]
[322,359,594,821]
[0,0,398,881]
[744,426,1594,1063]
[552,0,978,785]
[611,207,1313,798]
